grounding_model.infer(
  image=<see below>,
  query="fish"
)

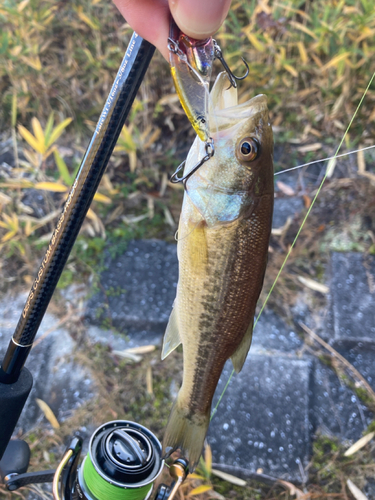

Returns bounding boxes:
[162,71,274,470]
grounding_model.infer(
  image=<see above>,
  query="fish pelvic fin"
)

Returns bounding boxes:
[230,320,254,373]
[162,397,210,471]
[161,305,181,360]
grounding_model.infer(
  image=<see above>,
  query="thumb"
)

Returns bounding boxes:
[169,0,232,39]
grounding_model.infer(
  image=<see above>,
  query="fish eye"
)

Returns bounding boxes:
[237,137,260,162]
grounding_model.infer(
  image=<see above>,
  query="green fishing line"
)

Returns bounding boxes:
[211,68,375,421]
[83,455,152,500]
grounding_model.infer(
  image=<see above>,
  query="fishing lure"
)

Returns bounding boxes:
[168,18,249,185]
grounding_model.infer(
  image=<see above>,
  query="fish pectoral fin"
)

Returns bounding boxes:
[230,320,254,373]
[161,306,181,360]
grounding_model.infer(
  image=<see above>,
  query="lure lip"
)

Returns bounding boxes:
[212,94,268,121]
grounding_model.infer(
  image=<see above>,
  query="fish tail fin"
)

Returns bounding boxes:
[162,395,210,471]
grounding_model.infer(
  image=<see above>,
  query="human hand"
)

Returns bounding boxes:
[113,0,232,60]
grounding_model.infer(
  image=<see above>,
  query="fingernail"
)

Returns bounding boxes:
[170,0,231,39]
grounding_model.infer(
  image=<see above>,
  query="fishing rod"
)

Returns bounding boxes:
[0,32,188,499]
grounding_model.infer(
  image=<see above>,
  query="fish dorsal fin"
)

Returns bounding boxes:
[161,305,181,360]
[230,320,254,373]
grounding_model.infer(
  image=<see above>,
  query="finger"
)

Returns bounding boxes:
[169,0,232,39]
[113,0,170,60]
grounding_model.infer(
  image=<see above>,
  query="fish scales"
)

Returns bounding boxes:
[179,204,273,412]
[162,72,274,470]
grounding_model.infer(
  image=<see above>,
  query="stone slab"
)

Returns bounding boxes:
[272,197,304,229]
[85,240,178,336]
[330,252,375,343]
[252,310,303,353]
[0,293,94,432]
[208,354,312,480]
[311,357,373,441]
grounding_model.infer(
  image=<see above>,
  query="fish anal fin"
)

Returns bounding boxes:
[161,306,181,360]
[231,321,254,373]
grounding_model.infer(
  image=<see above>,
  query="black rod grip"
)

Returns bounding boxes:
[0,368,33,460]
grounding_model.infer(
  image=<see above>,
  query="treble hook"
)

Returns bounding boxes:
[213,40,249,88]
[170,138,215,185]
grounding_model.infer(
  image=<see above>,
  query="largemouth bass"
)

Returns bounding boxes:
[162,72,274,470]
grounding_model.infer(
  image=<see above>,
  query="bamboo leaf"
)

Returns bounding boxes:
[284,64,298,77]
[146,365,153,395]
[35,182,68,192]
[44,113,55,147]
[297,143,322,153]
[297,41,308,64]
[190,485,212,496]
[344,432,374,456]
[47,118,73,148]
[321,52,351,72]
[35,398,60,429]
[93,192,112,204]
[189,473,205,480]
[86,208,98,221]
[357,149,366,174]
[347,479,368,500]
[17,0,30,12]
[204,445,212,475]
[211,469,247,486]
[76,8,100,30]
[0,192,12,205]
[54,149,72,185]
[1,230,17,242]
[124,345,156,354]
[11,92,17,128]
[290,21,318,39]
[18,124,45,154]
[31,117,45,147]
[326,157,337,178]
[20,56,42,71]
[245,32,265,52]
[298,276,329,294]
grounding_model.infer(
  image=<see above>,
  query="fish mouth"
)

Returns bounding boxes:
[221,94,268,116]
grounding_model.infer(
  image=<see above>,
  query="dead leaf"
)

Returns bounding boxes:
[277,479,305,498]
[298,276,329,294]
[189,484,212,496]
[297,143,322,153]
[211,469,247,486]
[0,192,12,205]
[125,345,156,355]
[34,182,68,192]
[276,181,295,196]
[357,149,366,174]
[271,216,292,236]
[344,432,374,456]
[146,365,153,395]
[303,194,311,208]
[347,479,368,500]
[326,157,337,178]
[113,350,142,362]
[35,398,60,429]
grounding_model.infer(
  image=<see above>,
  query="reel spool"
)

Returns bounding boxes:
[74,421,163,500]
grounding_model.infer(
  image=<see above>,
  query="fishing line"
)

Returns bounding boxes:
[274,144,375,177]
[211,68,375,421]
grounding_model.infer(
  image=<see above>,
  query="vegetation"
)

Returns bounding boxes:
[1,0,375,498]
